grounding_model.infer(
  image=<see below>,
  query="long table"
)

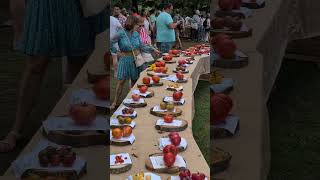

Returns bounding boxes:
[4,31,108,180]
[110,54,210,179]
[211,0,320,179]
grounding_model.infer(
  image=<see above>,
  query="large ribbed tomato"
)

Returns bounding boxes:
[211,92,233,125]
[211,33,231,51]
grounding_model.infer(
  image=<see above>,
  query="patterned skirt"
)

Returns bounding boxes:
[117,56,145,81]
[17,0,108,57]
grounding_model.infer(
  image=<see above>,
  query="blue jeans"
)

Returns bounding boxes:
[158,42,174,53]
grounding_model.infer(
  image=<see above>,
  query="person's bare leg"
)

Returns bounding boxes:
[0,56,49,152]
[111,79,126,109]
[177,33,182,49]
[10,0,26,46]
[112,54,118,77]
[66,54,90,83]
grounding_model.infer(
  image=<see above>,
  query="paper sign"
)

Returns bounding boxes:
[70,89,108,108]
[163,96,185,105]
[156,119,182,127]
[215,115,240,135]
[123,98,145,104]
[127,173,161,180]
[132,89,152,97]
[110,153,132,166]
[150,155,186,169]
[159,138,187,150]
[110,118,136,128]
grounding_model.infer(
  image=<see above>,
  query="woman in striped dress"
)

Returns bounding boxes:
[110,16,160,109]
[0,0,108,152]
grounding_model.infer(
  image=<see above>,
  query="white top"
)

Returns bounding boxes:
[110,16,122,41]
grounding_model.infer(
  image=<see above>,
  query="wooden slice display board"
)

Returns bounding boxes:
[242,1,265,9]
[110,137,133,146]
[123,102,147,108]
[145,153,186,174]
[166,87,183,92]
[43,130,108,147]
[157,59,177,64]
[150,107,183,117]
[21,163,87,180]
[137,90,154,98]
[87,65,108,83]
[173,69,189,74]
[176,79,188,83]
[110,154,132,174]
[147,71,169,77]
[211,28,252,38]
[137,82,164,88]
[212,147,232,174]
[155,119,188,132]
[212,50,249,69]
[162,98,185,106]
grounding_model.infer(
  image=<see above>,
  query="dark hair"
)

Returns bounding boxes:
[132,7,138,13]
[141,9,145,16]
[113,3,122,9]
[124,16,139,31]
[149,9,155,14]
[163,3,173,10]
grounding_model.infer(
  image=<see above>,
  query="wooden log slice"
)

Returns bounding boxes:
[155,119,188,132]
[147,71,170,77]
[145,153,186,174]
[123,102,147,108]
[87,66,108,84]
[110,138,134,146]
[166,87,183,92]
[43,129,108,147]
[21,163,87,180]
[242,1,265,9]
[150,107,183,117]
[137,82,164,88]
[212,147,232,174]
[110,159,132,174]
[215,10,245,19]
[157,59,177,64]
[173,69,189,74]
[212,50,249,69]
[176,79,188,83]
[211,27,252,38]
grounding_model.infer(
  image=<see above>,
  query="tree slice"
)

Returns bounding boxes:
[137,82,164,88]
[145,153,186,174]
[211,27,253,38]
[43,130,108,147]
[173,69,189,74]
[110,162,132,174]
[176,79,188,83]
[87,67,108,84]
[150,107,182,117]
[110,138,134,146]
[215,10,245,19]
[162,98,185,106]
[21,162,87,179]
[155,119,188,132]
[147,71,169,77]
[242,1,265,9]
[123,102,147,108]
[166,87,183,92]
[212,50,249,69]
[212,147,232,174]
[157,59,177,64]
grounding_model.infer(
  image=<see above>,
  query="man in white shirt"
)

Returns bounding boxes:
[110,16,122,77]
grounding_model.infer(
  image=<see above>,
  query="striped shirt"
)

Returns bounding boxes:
[139,27,151,45]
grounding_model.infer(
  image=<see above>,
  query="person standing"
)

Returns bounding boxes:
[113,3,127,27]
[203,13,211,42]
[0,0,108,152]
[156,3,181,53]
[192,10,202,42]
[110,16,122,77]
[173,11,184,49]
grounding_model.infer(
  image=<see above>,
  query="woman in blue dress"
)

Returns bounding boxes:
[110,16,160,109]
[0,0,108,152]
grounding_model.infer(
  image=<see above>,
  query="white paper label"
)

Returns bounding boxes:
[132,89,152,97]
[113,106,137,117]
[127,173,161,180]
[110,153,132,166]
[70,89,108,108]
[215,115,240,135]
[159,138,187,150]
[162,75,187,83]
[156,119,182,127]
[150,155,186,169]
[123,98,145,104]
[166,86,183,91]
[164,96,185,105]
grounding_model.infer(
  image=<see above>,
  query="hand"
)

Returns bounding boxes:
[154,49,161,56]
[117,51,125,57]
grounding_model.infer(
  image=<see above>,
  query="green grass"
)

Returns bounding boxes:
[267,60,320,180]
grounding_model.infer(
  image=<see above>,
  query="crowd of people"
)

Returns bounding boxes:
[110,3,210,109]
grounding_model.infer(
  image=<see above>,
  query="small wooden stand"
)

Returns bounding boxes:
[145,153,186,174]
[155,120,188,132]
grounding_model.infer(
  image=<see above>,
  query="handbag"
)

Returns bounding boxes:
[80,0,109,17]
